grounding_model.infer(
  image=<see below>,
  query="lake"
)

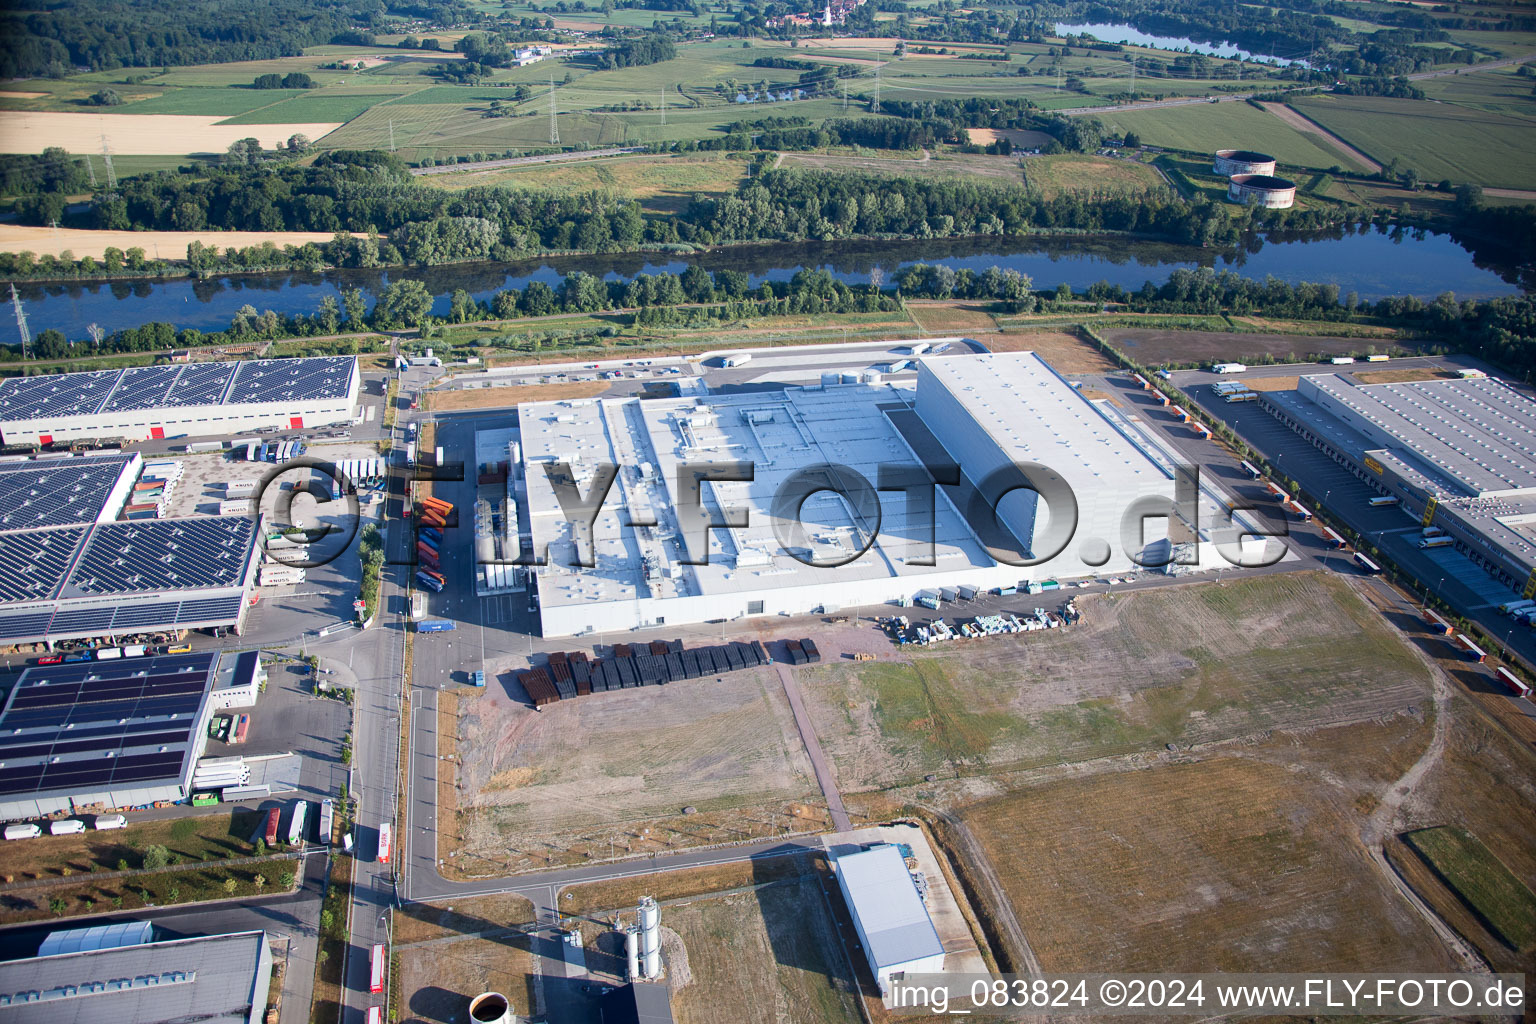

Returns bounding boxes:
[9,226,1526,344]
[1054,22,1308,65]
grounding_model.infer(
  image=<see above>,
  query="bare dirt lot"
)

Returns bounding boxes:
[797,573,1435,791]
[966,127,1055,148]
[1099,327,1424,365]
[450,664,824,875]
[665,874,863,1024]
[425,380,608,412]
[989,327,1118,373]
[1353,367,1458,384]
[0,111,342,155]
[0,225,354,259]
[397,924,537,1024]
[964,749,1453,973]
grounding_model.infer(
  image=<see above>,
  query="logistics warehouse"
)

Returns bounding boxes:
[0,355,359,445]
[511,350,1264,637]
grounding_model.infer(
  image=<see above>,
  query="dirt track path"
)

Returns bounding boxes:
[1260,102,1381,174]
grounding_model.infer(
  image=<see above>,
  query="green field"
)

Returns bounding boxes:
[1098,100,1369,171]
[117,88,308,116]
[220,92,403,125]
[423,152,748,212]
[1416,66,1536,117]
[1291,92,1536,188]
[1405,827,1536,951]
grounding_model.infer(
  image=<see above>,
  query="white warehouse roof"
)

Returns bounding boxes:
[835,844,944,970]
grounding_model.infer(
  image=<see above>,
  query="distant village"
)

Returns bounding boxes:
[767,0,867,30]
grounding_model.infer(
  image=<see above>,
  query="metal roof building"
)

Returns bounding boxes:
[0,515,258,646]
[37,921,156,957]
[0,651,226,819]
[1262,374,1536,596]
[0,356,359,445]
[600,982,675,1024]
[0,928,272,1024]
[832,843,945,994]
[519,350,1194,636]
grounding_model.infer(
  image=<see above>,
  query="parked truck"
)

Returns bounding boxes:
[416,619,456,632]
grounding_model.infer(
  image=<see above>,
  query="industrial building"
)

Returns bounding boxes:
[0,928,272,1024]
[1262,373,1536,594]
[515,351,1201,636]
[0,452,142,529]
[0,650,261,819]
[1213,149,1277,176]
[0,514,260,647]
[832,843,946,994]
[0,356,359,445]
[1226,173,1296,208]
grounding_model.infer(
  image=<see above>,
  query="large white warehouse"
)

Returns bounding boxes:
[515,350,1204,636]
[0,356,359,445]
[833,843,946,994]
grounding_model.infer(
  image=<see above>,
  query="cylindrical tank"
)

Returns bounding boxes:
[1226,173,1296,209]
[861,371,881,384]
[840,372,859,384]
[476,534,495,564]
[638,896,660,978]
[1213,149,1276,176]
[625,926,640,980]
[468,991,517,1024]
[820,371,841,387]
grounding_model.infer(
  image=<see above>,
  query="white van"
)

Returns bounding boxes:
[93,814,127,830]
[3,823,40,840]
[49,819,85,835]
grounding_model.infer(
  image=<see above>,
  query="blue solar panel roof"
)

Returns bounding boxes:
[64,518,254,596]
[0,526,86,603]
[0,454,135,530]
[0,356,354,423]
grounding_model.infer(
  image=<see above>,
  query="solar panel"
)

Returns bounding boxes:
[0,370,120,421]
[99,365,181,413]
[111,602,187,629]
[47,607,116,634]
[0,527,87,603]
[0,455,135,530]
[226,356,355,405]
[0,611,56,641]
[66,518,254,596]
[177,596,244,622]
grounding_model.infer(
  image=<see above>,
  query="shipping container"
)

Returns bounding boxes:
[369,943,386,993]
[221,784,271,802]
[94,647,122,660]
[1495,666,1532,698]
[416,620,455,632]
[1368,495,1400,507]
[1451,635,1487,662]
[1423,608,1454,635]
[1353,552,1382,574]
[287,800,308,845]
[263,808,281,846]
[1240,461,1262,479]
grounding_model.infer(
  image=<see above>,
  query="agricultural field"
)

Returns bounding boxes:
[798,573,1433,790]
[1095,100,1369,171]
[0,111,342,156]
[777,149,1023,184]
[1416,65,1536,117]
[423,152,748,213]
[0,226,353,260]
[1290,93,1536,189]
[449,663,823,874]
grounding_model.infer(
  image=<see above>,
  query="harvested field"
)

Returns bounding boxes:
[394,893,535,945]
[965,127,1054,148]
[0,225,355,259]
[0,111,341,155]
[989,328,1117,373]
[776,150,1024,184]
[451,664,821,872]
[1020,153,1169,198]
[0,92,45,100]
[1242,375,1301,392]
[425,381,609,411]
[667,875,862,1024]
[798,573,1434,789]
[1099,327,1421,365]
[964,754,1453,972]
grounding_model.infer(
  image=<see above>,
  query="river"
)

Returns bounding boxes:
[8,227,1527,343]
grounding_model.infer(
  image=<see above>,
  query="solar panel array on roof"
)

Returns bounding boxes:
[65,518,254,596]
[226,357,354,405]
[0,356,354,424]
[0,455,135,531]
[0,371,120,420]
[0,526,86,602]
[0,654,217,800]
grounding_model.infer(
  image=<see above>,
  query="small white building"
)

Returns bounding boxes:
[833,844,945,994]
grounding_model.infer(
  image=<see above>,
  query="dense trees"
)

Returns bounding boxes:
[0,0,477,79]
[597,33,676,68]
[254,72,315,89]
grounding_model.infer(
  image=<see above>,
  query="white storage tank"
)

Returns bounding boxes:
[468,992,517,1024]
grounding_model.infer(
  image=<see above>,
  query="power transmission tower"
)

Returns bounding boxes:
[873,65,880,113]
[842,81,848,112]
[85,152,97,188]
[660,85,666,126]
[388,118,396,152]
[10,284,29,359]
[549,76,560,145]
[1129,56,1136,98]
[100,135,116,188]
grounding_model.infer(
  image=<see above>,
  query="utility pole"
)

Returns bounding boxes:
[388,118,396,152]
[1129,56,1136,98]
[549,76,560,146]
[84,152,97,188]
[10,284,29,359]
[100,135,116,188]
[660,85,666,126]
[842,81,848,112]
